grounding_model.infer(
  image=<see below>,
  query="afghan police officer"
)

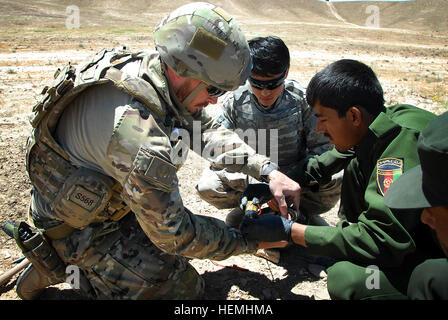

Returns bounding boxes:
[196,36,341,225]
[240,59,439,299]
[384,111,448,300]
[17,2,300,300]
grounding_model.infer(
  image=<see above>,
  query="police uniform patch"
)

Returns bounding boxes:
[377,157,404,196]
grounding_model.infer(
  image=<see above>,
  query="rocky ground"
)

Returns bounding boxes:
[0,1,447,301]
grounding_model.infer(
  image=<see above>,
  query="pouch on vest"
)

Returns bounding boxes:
[25,46,167,230]
[52,167,116,229]
[13,221,66,281]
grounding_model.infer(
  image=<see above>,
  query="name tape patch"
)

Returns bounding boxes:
[69,185,101,212]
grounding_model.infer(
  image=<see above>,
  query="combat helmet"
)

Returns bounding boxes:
[153,2,252,92]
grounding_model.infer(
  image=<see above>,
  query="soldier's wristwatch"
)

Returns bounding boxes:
[260,162,279,183]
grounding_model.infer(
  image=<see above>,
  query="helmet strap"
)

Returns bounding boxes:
[163,62,207,114]
[181,81,207,109]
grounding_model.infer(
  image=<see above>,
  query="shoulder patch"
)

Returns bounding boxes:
[376,157,404,196]
[143,154,177,192]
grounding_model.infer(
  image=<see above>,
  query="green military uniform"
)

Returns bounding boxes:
[384,111,448,300]
[407,258,448,299]
[293,104,445,299]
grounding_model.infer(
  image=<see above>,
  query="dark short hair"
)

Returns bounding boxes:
[248,36,290,76]
[306,59,385,117]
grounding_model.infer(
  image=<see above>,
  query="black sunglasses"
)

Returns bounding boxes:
[248,69,287,90]
[206,84,226,98]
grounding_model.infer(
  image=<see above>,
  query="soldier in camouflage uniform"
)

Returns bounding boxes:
[196,36,342,221]
[17,3,301,300]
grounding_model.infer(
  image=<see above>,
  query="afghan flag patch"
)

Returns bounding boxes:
[377,157,404,196]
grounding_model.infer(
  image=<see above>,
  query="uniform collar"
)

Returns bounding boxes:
[139,51,171,105]
[355,111,401,159]
[140,52,197,128]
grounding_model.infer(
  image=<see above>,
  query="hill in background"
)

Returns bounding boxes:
[332,0,448,32]
[0,0,447,33]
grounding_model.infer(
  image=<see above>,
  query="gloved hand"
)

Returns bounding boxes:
[240,214,294,242]
[240,183,273,210]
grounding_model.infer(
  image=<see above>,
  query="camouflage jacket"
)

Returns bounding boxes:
[29,49,264,259]
[214,80,332,172]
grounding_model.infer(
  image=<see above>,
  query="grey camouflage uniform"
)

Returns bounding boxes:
[197,80,342,213]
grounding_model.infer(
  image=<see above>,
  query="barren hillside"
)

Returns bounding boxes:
[332,0,448,31]
[1,0,447,30]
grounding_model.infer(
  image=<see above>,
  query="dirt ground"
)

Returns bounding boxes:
[0,1,447,301]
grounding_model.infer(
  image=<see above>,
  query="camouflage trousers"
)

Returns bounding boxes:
[196,166,343,215]
[48,213,204,300]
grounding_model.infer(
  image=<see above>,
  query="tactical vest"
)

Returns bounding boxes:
[26,46,167,230]
[218,80,308,168]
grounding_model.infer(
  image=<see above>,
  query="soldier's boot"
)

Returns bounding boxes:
[16,264,64,300]
[225,207,245,229]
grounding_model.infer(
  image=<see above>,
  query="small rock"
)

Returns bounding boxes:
[1,249,11,259]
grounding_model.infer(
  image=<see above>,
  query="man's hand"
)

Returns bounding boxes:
[240,215,294,242]
[267,169,301,218]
